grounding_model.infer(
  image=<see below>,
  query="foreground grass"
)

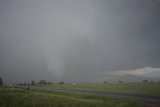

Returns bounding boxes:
[0,87,142,107]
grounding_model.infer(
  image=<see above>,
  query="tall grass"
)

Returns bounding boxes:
[0,87,142,107]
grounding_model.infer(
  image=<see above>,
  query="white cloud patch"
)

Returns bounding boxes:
[104,67,160,77]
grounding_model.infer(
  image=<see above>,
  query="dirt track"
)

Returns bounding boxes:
[50,88,160,107]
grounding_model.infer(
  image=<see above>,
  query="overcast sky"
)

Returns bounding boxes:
[0,0,160,83]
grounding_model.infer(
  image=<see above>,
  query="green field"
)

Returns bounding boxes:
[35,82,160,94]
[1,83,160,107]
[0,87,142,107]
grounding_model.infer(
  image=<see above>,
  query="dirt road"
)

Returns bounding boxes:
[50,88,160,107]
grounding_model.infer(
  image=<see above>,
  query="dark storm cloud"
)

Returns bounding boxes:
[92,0,160,70]
[0,0,160,83]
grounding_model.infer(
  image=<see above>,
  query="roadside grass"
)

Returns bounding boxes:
[0,87,142,107]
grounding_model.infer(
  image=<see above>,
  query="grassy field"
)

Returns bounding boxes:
[0,87,142,107]
[36,82,160,94]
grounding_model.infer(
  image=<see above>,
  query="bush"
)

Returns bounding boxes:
[103,81,107,84]
[59,81,64,85]
[142,80,148,83]
[0,77,3,86]
[39,80,47,85]
[118,81,122,83]
[47,82,52,85]
[31,80,35,86]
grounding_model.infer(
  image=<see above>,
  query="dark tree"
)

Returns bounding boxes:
[103,81,107,84]
[39,80,46,85]
[31,80,35,86]
[59,81,64,85]
[47,82,52,85]
[23,82,26,86]
[118,81,122,83]
[19,83,23,86]
[0,77,3,86]
[142,80,148,83]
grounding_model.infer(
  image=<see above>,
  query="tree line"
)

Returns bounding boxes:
[0,77,65,86]
[18,80,53,86]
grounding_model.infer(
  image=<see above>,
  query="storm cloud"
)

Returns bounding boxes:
[0,0,160,83]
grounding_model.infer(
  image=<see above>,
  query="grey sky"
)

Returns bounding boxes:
[0,0,160,83]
